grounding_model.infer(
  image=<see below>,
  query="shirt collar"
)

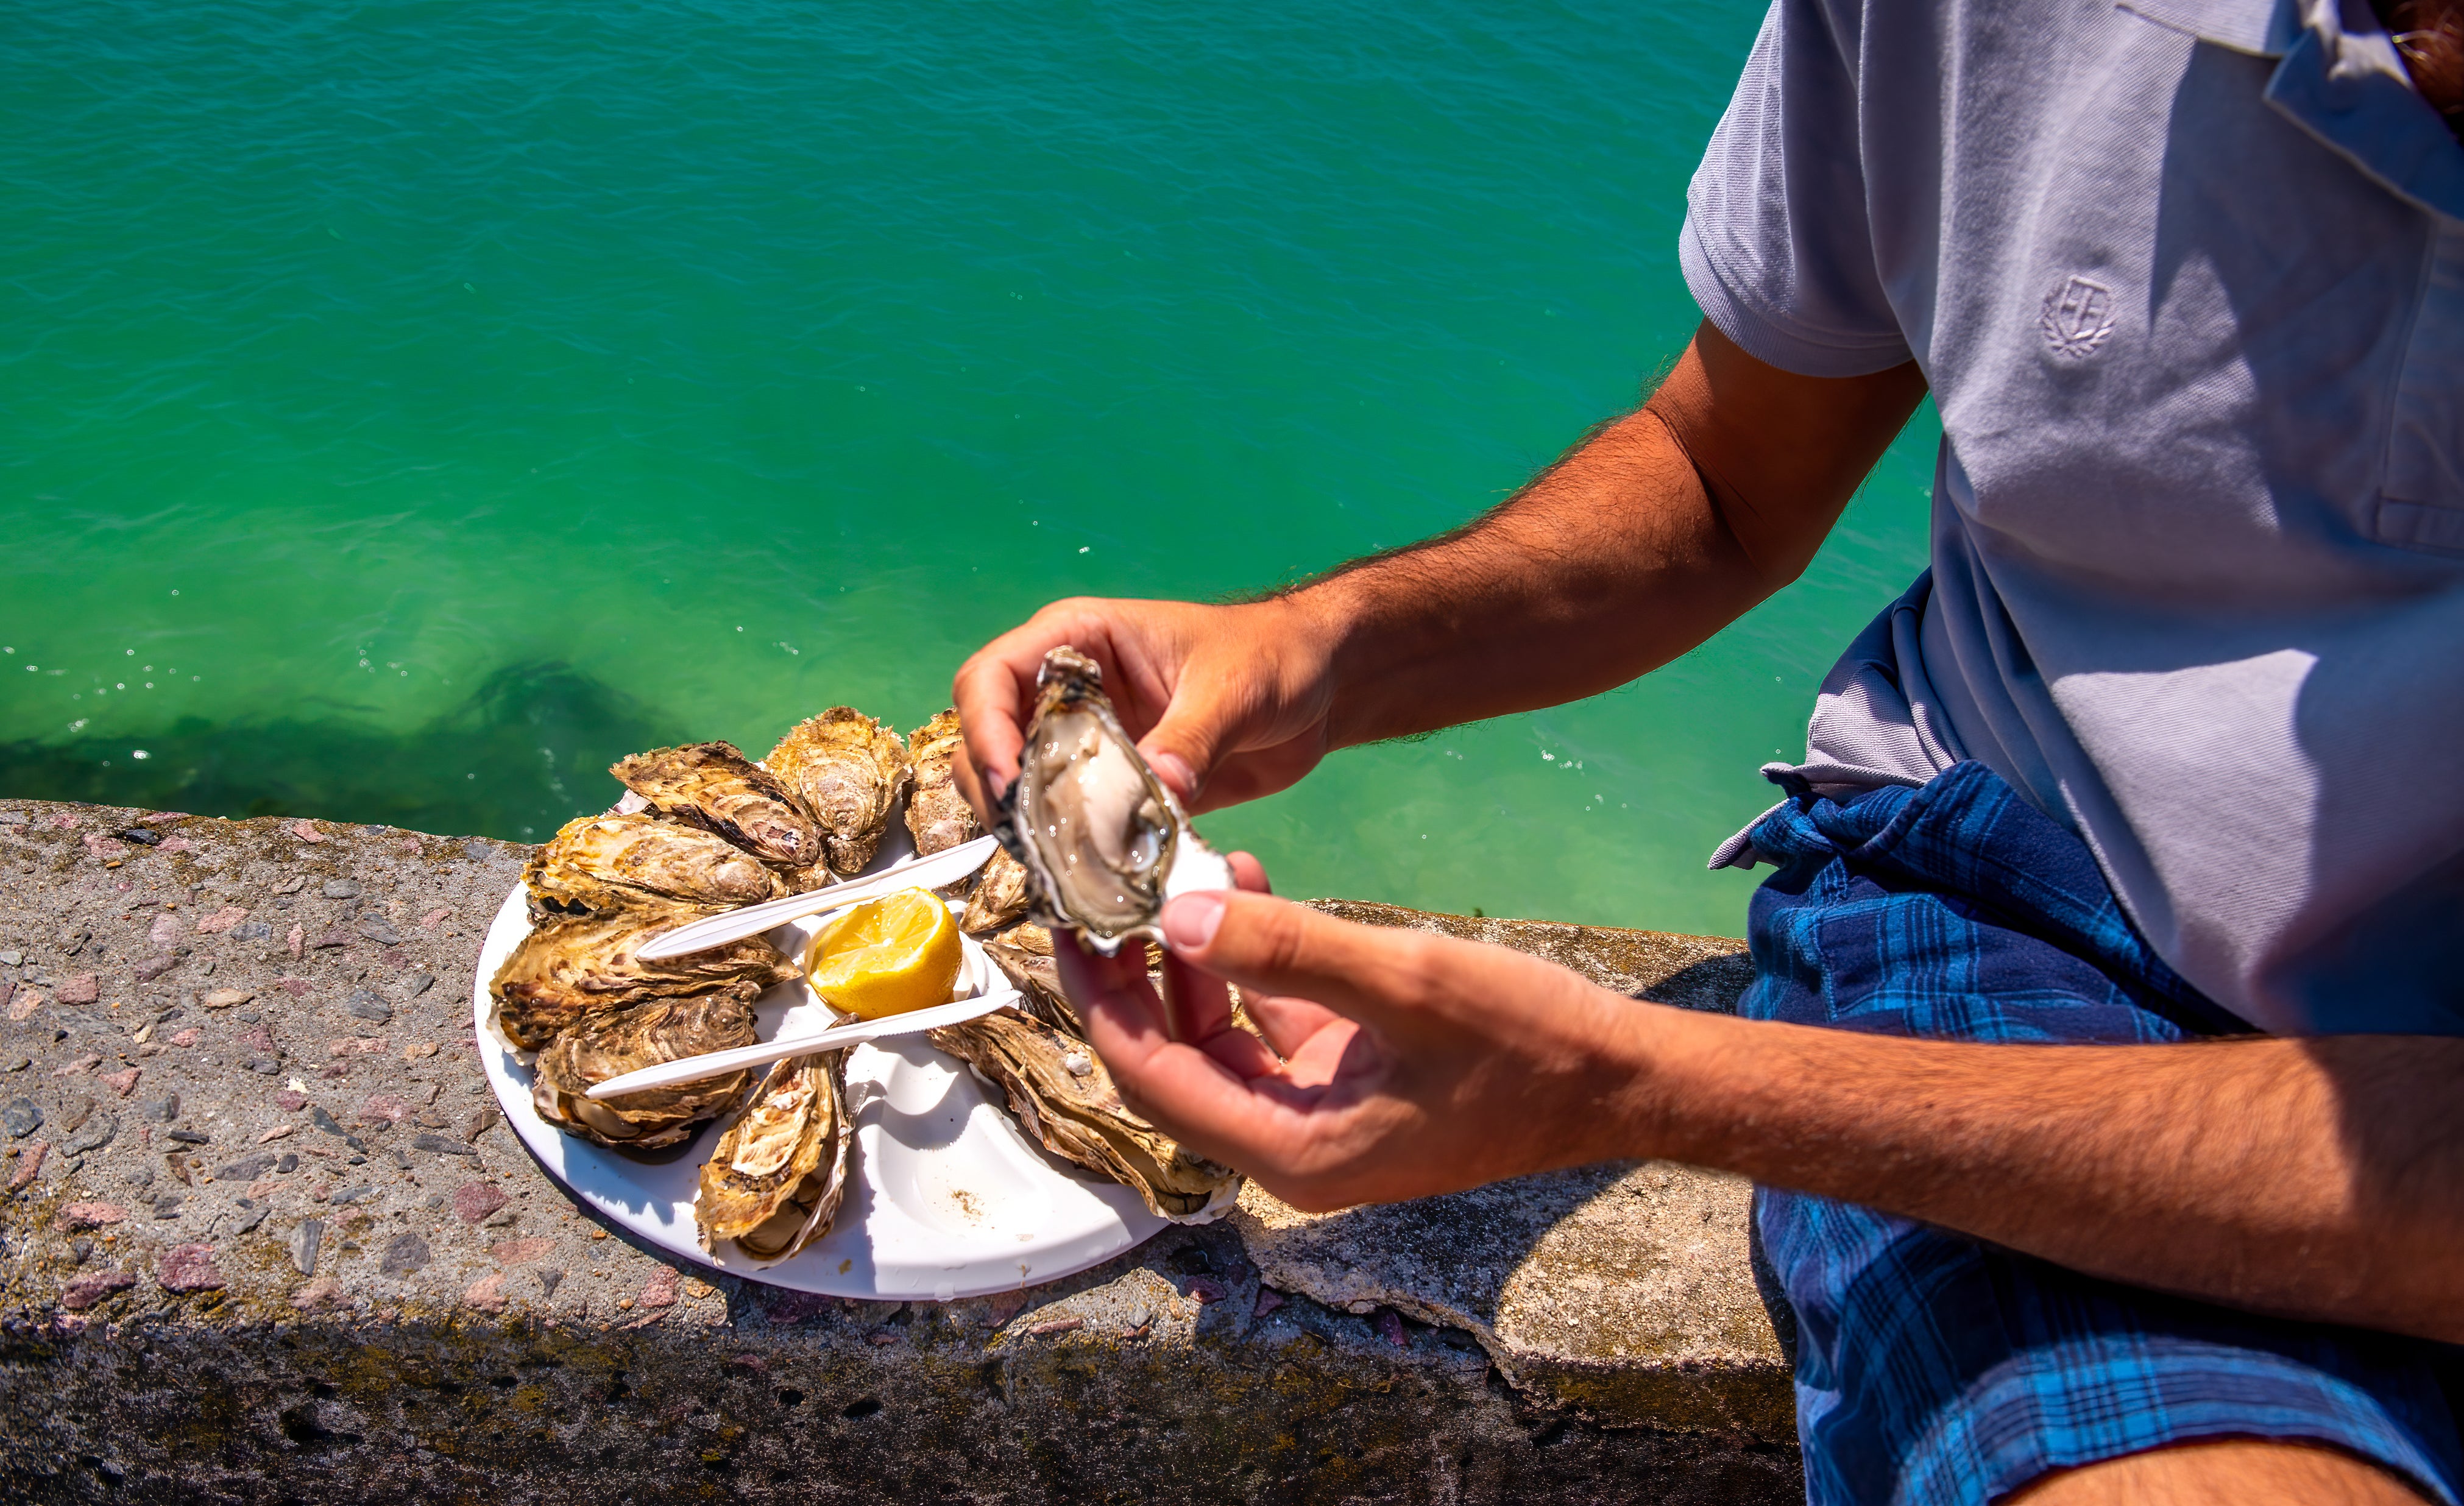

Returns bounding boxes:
[2265,0,2464,219]
[2124,0,2464,217]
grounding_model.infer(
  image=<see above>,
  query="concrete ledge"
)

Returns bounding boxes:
[0,800,1798,1502]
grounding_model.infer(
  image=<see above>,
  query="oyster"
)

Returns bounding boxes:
[531,986,761,1151]
[984,925,1078,1036]
[928,1007,1238,1222]
[523,813,785,921]
[611,742,824,871]
[765,709,913,876]
[490,900,798,1052]
[696,1052,852,1263]
[998,648,1231,952]
[959,846,1031,935]
[904,709,981,858]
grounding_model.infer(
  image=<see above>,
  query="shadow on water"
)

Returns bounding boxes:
[0,662,683,842]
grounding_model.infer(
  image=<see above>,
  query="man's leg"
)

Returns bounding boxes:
[2012,1437,2430,1504]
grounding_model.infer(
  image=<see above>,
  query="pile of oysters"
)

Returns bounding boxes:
[488,677,1240,1270]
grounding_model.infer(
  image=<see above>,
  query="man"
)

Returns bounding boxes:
[953,0,2464,1498]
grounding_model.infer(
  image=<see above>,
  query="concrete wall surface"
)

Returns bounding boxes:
[0,800,1801,1504]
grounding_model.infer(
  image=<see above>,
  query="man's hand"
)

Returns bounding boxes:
[950,596,1341,818]
[1057,866,1664,1210]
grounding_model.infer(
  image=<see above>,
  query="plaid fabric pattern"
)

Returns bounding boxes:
[1739,760,2464,1505]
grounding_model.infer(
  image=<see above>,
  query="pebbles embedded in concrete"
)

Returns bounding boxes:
[57,1202,126,1230]
[321,879,361,899]
[200,988,253,1009]
[59,1270,136,1311]
[157,1243,224,1293]
[452,1181,508,1223]
[345,991,392,1023]
[379,1233,430,1277]
[289,1220,324,1276]
[56,974,98,1005]
[9,1141,48,1190]
[2,1098,40,1138]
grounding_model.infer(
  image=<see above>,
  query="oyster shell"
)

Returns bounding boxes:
[490,900,798,1052]
[928,1007,1238,1222]
[611,742,824,870]
[530,986,760,1151]
[765,709,913,876]
[523,813,785,921]
[696,1052,852,1263]
[904,709,982,859]
[983,927,1078,1036]
[998,647,1231,952]
[959,846,1031,934]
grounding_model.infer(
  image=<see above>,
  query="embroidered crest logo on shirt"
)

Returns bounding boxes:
[2039,275,2115,359]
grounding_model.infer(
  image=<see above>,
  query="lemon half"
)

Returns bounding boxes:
[803,888,963,1020]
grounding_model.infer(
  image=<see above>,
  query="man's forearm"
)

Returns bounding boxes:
[1277,323,1927,751]
[1624,1009,2464,1342]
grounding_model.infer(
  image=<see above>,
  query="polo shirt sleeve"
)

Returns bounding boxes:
[1680,0,1915,378]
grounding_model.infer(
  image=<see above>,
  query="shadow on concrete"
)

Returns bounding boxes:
[0,660,681,842]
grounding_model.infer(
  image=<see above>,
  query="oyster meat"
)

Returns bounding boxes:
[524,812,785,921]
[959,846,1031,935]
[903,709,981,858]
[531,986,761,1151]
[999,648,1231,952]
[696,1052,852,1262]
[765,709,913,876]
[611,742,824,871]
[490,900,798,1052]
[929,1006,1239,1222]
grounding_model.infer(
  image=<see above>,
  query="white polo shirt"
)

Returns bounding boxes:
[1689,0,2464,1032]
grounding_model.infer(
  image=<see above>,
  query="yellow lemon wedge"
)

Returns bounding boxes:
[802,887,963,1020]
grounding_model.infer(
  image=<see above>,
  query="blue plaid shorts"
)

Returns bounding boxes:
[1740,759,2464,1505]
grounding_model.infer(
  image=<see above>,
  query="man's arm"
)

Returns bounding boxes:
[951,321,1925,813]
[1064,889,2464,1345]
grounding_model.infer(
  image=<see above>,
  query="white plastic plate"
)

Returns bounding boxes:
[470,860,1167,1299]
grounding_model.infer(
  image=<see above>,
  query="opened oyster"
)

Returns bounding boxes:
[766,709,912,876]
[998,647,1231,952]
[960,846,1031,935]
[611,742,824,871]
[696,1052,852,1262]
[524,813,785,921]
[904,709,980,858]
[929,1007,1238,1222]
[531,986,761,1151]
[490,900,798,1052]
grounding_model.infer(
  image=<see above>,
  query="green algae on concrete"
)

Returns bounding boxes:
[0,800,1798,1502]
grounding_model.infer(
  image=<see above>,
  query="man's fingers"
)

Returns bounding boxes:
[1158,888,1441,1035]
[1245,990,1345,1062]
[1228,851,1272,894]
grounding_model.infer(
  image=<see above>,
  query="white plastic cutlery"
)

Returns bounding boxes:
[583,988,1018,1099]
[634,835,1000,961]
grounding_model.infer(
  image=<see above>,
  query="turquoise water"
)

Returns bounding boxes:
[1,1,1936,937]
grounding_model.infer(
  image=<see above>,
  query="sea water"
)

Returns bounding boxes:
[0,0,1936,937]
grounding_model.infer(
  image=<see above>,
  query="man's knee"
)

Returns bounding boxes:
[2006,1436,2431,1506]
